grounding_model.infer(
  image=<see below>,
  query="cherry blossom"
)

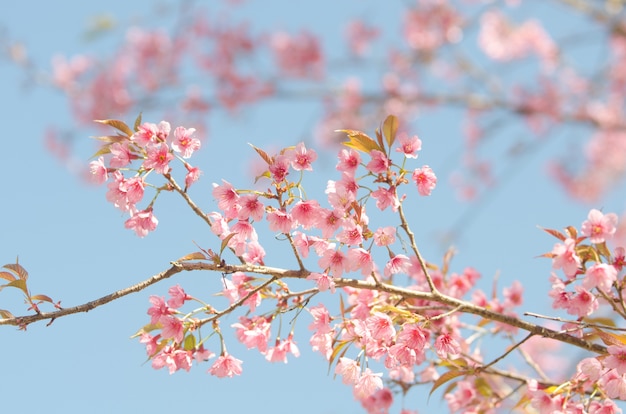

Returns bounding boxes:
[208,353,243,378]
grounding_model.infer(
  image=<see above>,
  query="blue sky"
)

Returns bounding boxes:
[1,1,623,413]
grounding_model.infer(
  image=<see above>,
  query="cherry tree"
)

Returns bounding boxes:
[3,1,626,413]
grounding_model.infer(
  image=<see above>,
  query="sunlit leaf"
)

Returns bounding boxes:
[176,252,207,262]
[337,129,380,153]
[474,377,493,397]
[4,262,28,280]
[5,279,28,295]
[382,114,399,148]
[94,119,133,137]
[90,144,113,159]
[593,328,626,346]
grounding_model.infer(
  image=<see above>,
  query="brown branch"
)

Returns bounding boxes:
[0,262,189,327]
[0,260,608,357]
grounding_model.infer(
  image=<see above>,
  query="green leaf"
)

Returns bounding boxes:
[429,369,466,398]
[4,262,28,280]
[183,334,196,351]
[94,119,133,137]
[337,129,380,153]
[382,114,399,148]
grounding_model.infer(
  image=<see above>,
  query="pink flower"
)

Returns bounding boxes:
[347,248,374,276]
[212,180,240,218]
[147,295,172,325]
[605,345,626,375]
[581,209,618,244]
[265,334,300,363]
[366,312,396,342]
[167,285,191,309]
[269,154,290,182]
[89,156,108,185]
[345,20,379,56]
[109,141,135,168]
[551,238,581,278]
[151,346,192,374]
[231,316,271,353]
[567,286,598,317]
[395,133,422,158]
[336,148,361,174]
[412,165,437,196]
[238,194,264,222]
[139,332,160,356]
[307,272,336,293]
[290,200,322,229]
[584,263,617,293]
[384,254,411,277]
[601,369,626,400]
[208,353,243,378]
[397,323,430,351]
[124,208,158,237]
[143,143,173,174]
[266,209,294,233]
[373,226,396,247]
[133,121,171,146]
[171,126,200,159]
[336,221,364,246]
[335,357,360,385]
[371,186,400,212]
[318,248,348,277]
[435,333,461,358]
[310,331,333,360]
[308,304,332,333]
[288,142,317,171]
[354,368,383,399]
[119,176,144,205]
[161,316,184,343]
[184,163,202,190]
[366,150,389,174]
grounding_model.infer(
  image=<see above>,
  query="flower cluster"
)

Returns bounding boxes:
[89,117,202,237]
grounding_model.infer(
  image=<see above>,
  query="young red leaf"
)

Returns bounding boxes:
[249,143,273,165]
[4,262,28,280]
[539,226,566,242]
[0,271,16,282]
[29,294,54,303]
